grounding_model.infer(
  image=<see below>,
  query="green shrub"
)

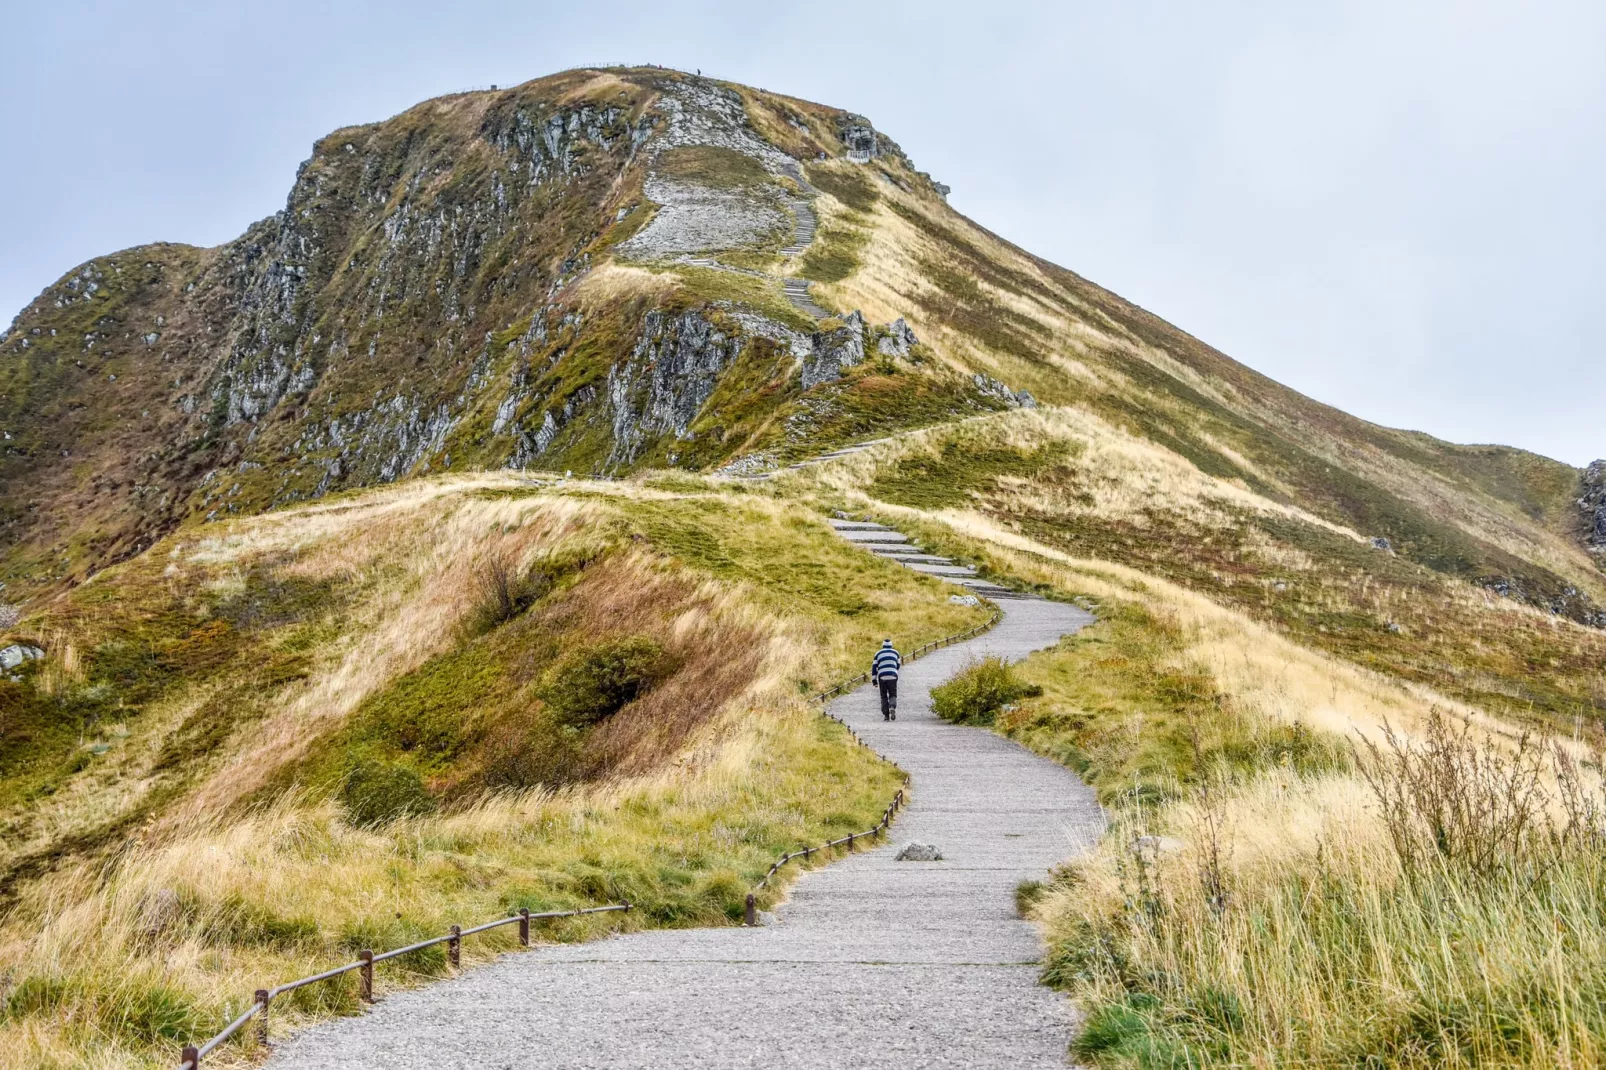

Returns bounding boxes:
[339,760,436,828]
[931,656,1039,725]
[538,636,676,729]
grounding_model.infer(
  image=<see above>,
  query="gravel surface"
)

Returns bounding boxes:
[267,529,1101,1069]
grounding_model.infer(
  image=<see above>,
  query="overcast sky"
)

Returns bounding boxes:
[4,1,1601,464]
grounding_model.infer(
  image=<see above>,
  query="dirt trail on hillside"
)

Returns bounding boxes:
[267,525,1102,1069]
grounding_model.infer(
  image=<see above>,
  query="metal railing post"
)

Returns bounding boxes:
[182,1045,199,1069]
[448,925,461,968]
[359,949,374,1002]
[255,989,270,1046]
[518,908,531,947]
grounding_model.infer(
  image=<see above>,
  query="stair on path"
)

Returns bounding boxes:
[830,518,1019,599]
[265,525,1101,1070]
[775,158,829,319]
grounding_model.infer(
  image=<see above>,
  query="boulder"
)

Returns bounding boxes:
[1370,536,1393,552]
[0,643,43,671]
[896,842,943,862]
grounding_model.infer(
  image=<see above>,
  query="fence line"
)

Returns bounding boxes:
[176,602,1002,1064]
[175,904,630,1068]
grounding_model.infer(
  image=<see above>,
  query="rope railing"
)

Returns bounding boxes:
[742,605,1004,924]
[174,903,630,1068]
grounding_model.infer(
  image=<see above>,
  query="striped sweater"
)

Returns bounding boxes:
[871,645,902,681]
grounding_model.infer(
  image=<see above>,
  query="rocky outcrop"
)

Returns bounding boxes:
[839,118,879,164]
[606,311,743,467]
[1580,460,1606,553]
[876,318,918,358]
[971,373,1036,409]
[802,311,866,389]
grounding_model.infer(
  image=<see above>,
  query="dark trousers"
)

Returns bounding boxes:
[878,677,898,717]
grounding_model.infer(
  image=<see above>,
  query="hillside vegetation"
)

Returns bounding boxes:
[2,63,1603,1068]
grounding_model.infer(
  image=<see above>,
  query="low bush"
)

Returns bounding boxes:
[464,553,553,635]
[338,760,436,828]
[931,656,1039,725]
[539,636,677,729]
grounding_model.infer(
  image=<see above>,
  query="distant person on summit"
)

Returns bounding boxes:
[872,639,902,720]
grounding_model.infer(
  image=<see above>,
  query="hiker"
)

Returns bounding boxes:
[872,639,902,720]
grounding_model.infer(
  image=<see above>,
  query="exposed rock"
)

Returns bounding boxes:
[606,310,743,466]
[949,594,981,607]
[876,318,918,357]
[617,176,787,259]
[1370,536,1393,552]
[839,118,879,163]
[715,452,779,478]
[801,311,866,389]
[1580,460,1606,553]
[896,842,943,862]
[0,643,43,671]
[972,373,1031,408]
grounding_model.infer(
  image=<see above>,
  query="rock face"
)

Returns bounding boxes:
[1581,460,1606,553]
[605,311,742,466]
[1370,536,1394,552]
[895,841,943,862]
[802,311,866,389]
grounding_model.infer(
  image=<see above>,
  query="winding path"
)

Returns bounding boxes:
[267,523,1102,1069]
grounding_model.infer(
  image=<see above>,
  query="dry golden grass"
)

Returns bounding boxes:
[0,472,987,1068]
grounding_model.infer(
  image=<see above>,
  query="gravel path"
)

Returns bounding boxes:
[267,525,1101,1069]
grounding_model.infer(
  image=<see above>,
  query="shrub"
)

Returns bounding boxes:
[339,760,436,828]
[539,636,676,729]
[464,553,552,635]
[931,656,1039,725]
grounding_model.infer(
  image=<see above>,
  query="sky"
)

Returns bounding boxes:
[3,1,1602,464]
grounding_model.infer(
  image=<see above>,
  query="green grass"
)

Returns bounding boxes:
[868,439,1073,510]
[800,218,869,283]
[657,145,772,189]
[803,165,879,212]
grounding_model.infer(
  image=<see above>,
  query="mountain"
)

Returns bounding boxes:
[3,66,1600,620]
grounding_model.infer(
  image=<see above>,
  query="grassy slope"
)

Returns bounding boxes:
[0,473,984,1068]
[797,444,1606,1068]
[805,154,1601,623]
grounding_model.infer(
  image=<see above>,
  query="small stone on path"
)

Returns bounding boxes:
[896,842,943,862]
